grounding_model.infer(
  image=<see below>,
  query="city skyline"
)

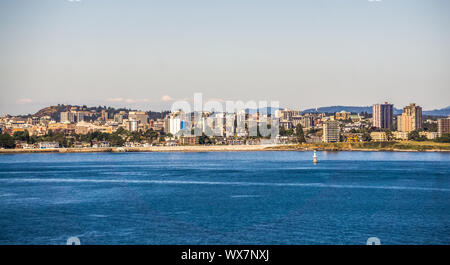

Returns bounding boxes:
[1,100,449,117]
[1,0,450,115]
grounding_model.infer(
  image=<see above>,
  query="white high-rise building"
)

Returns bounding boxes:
[323,121,339,143]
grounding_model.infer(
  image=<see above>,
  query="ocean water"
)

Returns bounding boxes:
[0,151,449,245]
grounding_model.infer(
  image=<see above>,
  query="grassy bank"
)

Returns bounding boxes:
[1,141,449,154]
[268,141,450,152]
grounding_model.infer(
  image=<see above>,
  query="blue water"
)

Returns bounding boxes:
[0,151,449,245]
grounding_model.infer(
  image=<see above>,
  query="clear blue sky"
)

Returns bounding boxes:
[0,0,449,115]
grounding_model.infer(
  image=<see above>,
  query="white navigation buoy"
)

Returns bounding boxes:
[313,150,318,164]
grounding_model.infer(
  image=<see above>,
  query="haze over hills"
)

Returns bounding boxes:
[8,104,450,118]
[301,106,450,116]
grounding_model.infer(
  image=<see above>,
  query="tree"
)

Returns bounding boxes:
[286,128,294,136]
[361,132,372,142]
[130,131,142,142]
[423,122,437,132]
[279,126,287,136]
[408,130,426,141]
[435,133,450,143]
[295,124,306,143]
[385,130,393,141]
[13,130,30,143]
[0,133,15,149]
[199,133,212,145]
[144,129,158,143]
[116,127,128,136]
[110,134,125,146]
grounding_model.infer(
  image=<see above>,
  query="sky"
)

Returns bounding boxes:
[0,0,449,115]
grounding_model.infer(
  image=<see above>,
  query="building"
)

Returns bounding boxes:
[180,136,199,145]
[60,112,75,123]
[370,132,387,142]
[295,115,314,129]
[306,135,322,144]
[322,121,339,143]
[48,123,76,134]
[92,141,111,148]
[437,118,450,137]
[372,102,394,129]
[75,112,85,123]
[275,108,302,129]
[393,131,409,140]
[165,111,190,135]
[129,111,149,125]
[419,132,438,140]
[275,109,300,121]
[397,103,422,132]
[38,142,59,149]
[151,119,165,132]
[114,113,124,123]
[127,120,139,132]
[349,114,361,122]
[101,109,108,121]
[335,111,350,121]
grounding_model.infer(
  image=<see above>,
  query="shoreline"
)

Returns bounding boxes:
[1,143,449,154]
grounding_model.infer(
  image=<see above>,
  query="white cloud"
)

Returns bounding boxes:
[161,95,174,102]
[16,98,33,104]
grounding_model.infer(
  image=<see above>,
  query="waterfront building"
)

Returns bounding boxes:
[322,121,339,143]
[437,118,450,137]
[38,142,59,149]
[419,132,438,140]
[92,141,111,148]
[393,131,409,140]
[73,142,91,148]
[306,135,322,144]
[397,103,422,132]
[370,132,387,142]
[180,136,199,145]
[372,102,394,129]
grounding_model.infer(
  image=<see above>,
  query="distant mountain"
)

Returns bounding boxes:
[301,106,376,114]
[302,105,450,116]
[423,106,450,117]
